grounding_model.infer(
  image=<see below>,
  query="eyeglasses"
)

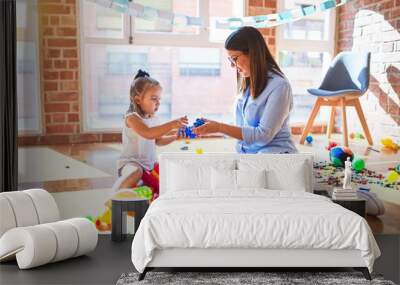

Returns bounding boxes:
[227,54,243,67]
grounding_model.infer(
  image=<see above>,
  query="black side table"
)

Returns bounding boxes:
[332,198,366,217]
[314,190,366,217]
[112,198,149,242]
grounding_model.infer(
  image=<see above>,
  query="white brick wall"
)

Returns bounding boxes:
[341,8,400,143]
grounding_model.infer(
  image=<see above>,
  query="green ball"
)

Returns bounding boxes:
[352,158,365,171]
[395,164,400,174]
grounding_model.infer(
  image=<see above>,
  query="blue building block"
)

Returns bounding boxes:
[184,126,197,139]
[193,118,205,128]
[183,118,206,139]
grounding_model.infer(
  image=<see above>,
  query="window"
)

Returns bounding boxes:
[16,0,41,134]
[80,0,244,131]
[106,52,148,75]
[179,48,220,76]
[82,0,125,39]
[277,0,336,124]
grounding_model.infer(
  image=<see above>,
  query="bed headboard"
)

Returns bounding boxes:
[159,153,314,195]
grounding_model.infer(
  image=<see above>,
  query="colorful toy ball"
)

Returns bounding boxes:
[305,135,313,144]
[352,158,365,172]
[326,141,338,151]
[329,146,354,167]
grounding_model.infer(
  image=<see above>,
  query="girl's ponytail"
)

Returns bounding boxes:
[134,69,150,79]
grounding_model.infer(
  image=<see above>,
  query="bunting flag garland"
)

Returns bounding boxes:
[214,0,350,29]
[88,0,350,30]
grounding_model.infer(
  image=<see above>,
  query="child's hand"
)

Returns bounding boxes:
[170,116,188,129]
[176,126,188,139]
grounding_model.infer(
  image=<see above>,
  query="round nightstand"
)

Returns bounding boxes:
[111,197,149,242]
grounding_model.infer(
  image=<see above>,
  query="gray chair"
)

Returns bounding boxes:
[300,51,373,147]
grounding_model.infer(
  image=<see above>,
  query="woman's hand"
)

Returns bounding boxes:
[193,118,221,136]
[169,116,188,129]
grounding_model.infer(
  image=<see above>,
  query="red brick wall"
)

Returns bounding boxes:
[41,0,80,138]
[336,0,400,141]
[18,0,120,145]
[247,0,277,56]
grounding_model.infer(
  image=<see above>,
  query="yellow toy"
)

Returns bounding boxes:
[386,170,400,184]
[98,208,111,225]
[195,148,203,154]
[381,137,399,151]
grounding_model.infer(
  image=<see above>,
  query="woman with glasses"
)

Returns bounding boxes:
[193,26,297,154]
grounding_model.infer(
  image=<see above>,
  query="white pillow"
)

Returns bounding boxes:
[236,169,267,189]
[167,162,211,191]
[211,168,236,191]
[238,159,308,192]
[266,163,306,191]
[166,159,236,192]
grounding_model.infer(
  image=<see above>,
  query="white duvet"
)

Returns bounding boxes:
[131,190,380,273]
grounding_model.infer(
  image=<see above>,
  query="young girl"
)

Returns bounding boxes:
[113,69,188,196]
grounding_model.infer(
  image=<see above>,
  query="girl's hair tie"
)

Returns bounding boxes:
[134,69,150,79]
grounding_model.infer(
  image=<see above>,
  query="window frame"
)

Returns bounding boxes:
[17,0,43,135]
[79,0,245,132]
[276,0,336,55]
[276,0,337,125]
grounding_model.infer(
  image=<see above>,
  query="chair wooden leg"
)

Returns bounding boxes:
[327,106,336,139]
[340,98,349,147]
[300,98,322,144]
[354,99,373,146]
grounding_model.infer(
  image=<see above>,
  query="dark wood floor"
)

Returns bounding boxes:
[0,236,133,285]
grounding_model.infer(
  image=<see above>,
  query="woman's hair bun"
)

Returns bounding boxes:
[134,69,150,79]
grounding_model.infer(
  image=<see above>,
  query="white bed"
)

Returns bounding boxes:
[131,153,380,280]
